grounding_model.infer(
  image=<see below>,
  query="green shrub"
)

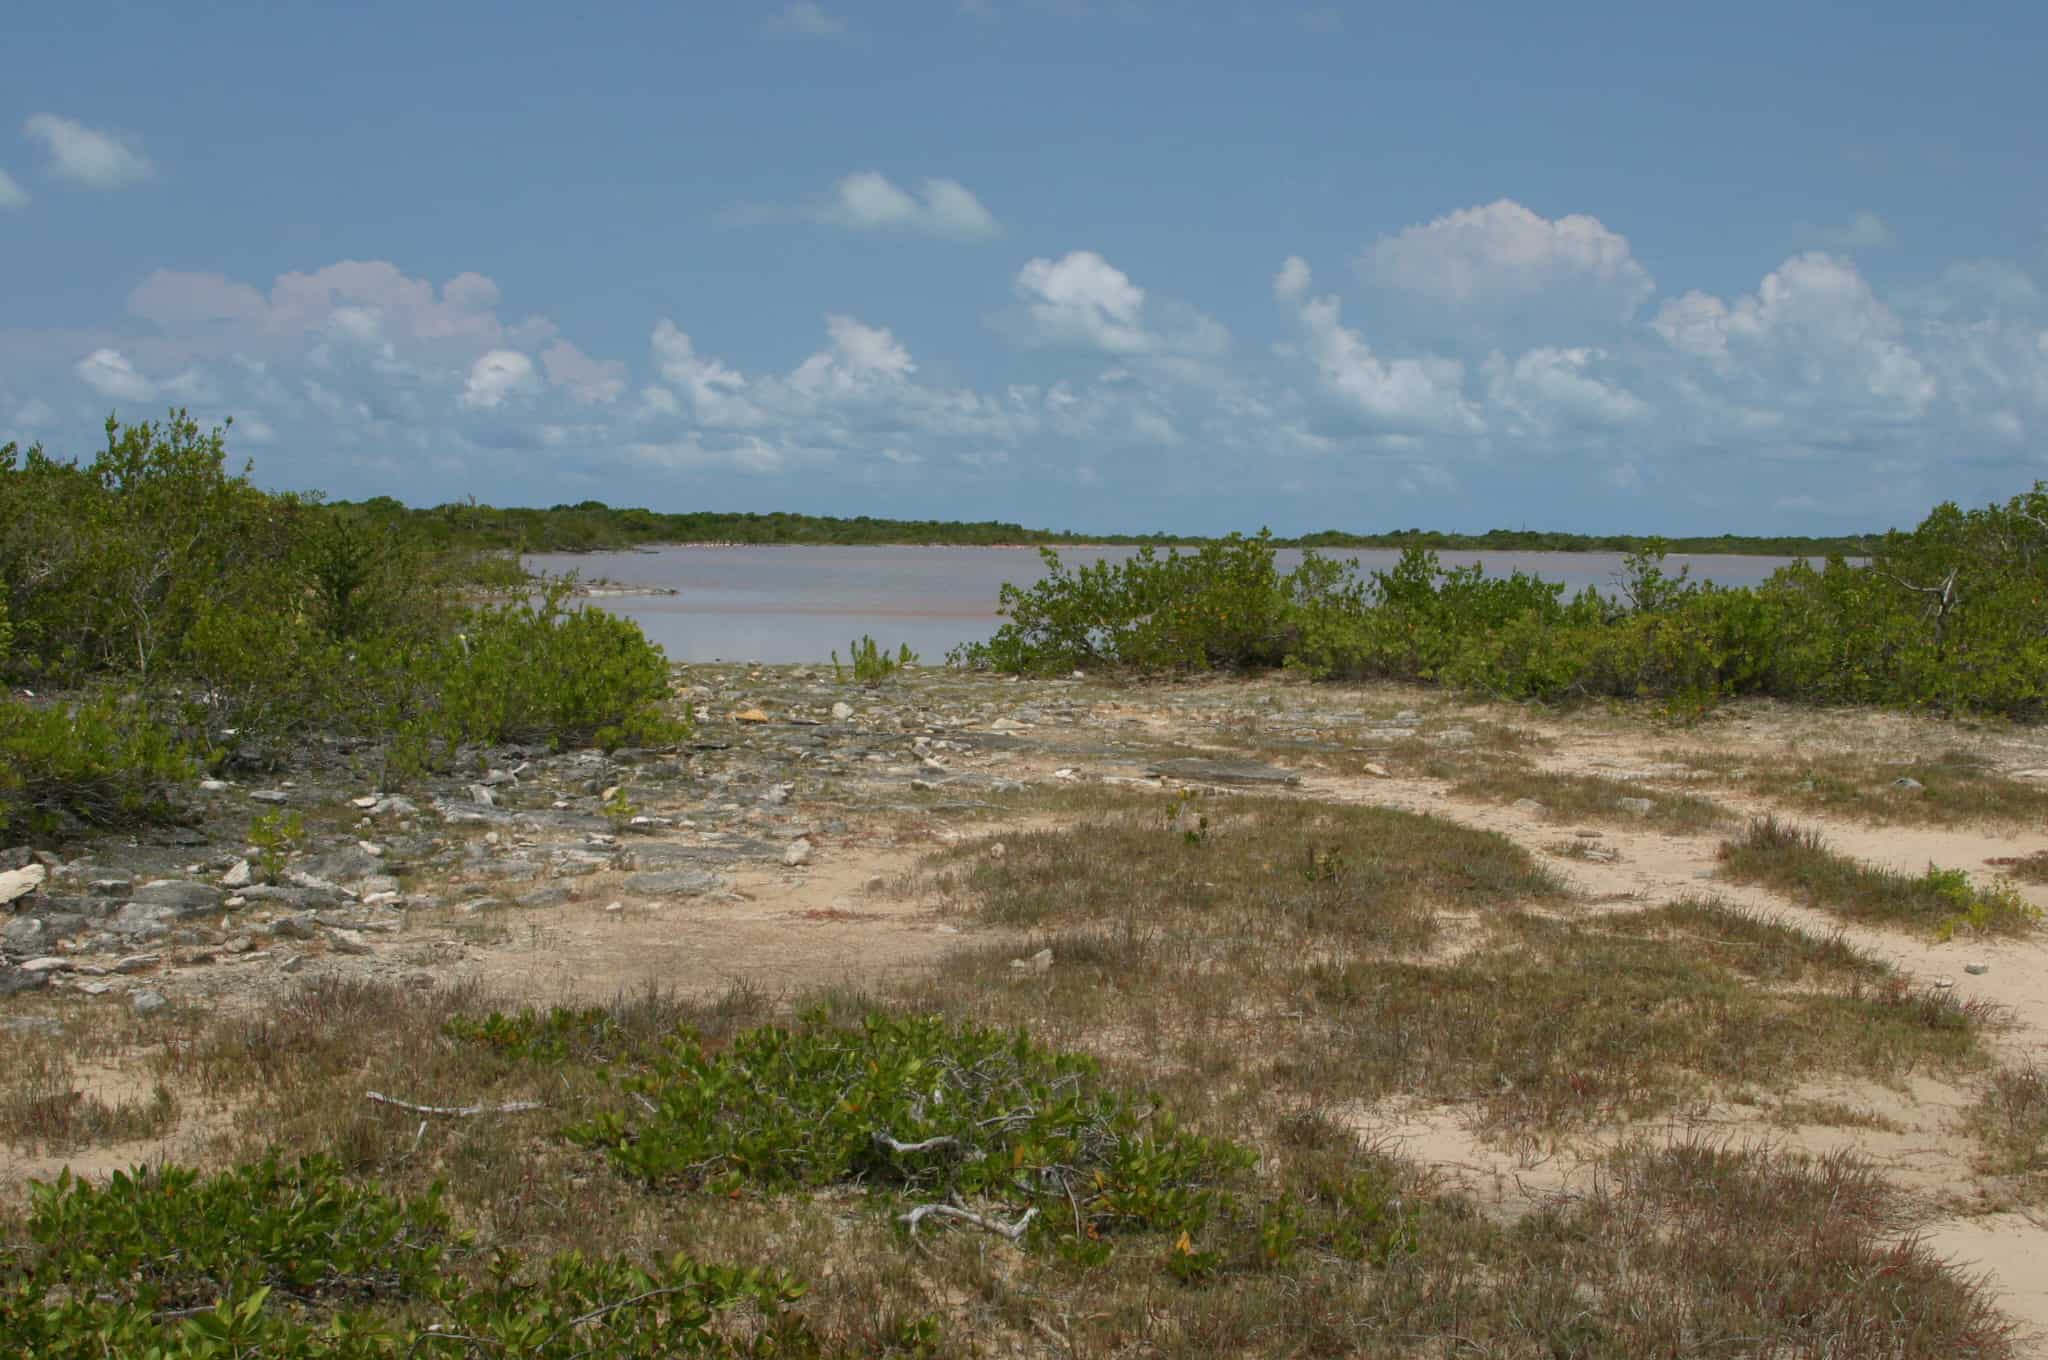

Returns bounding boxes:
[0,690,193,838]
[833,634,917,684]
[430,584,688,753]
[0,1155,938,1357]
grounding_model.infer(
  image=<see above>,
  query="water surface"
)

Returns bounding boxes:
[525,545,1818,664]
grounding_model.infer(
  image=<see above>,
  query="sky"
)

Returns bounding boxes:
[3,1,2045,536]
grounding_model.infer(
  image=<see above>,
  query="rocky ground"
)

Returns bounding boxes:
[7,663,2048,1345]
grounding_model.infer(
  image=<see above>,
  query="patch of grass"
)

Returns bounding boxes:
[1450,765,1731,831]
[1673,747,2048,827]
[931,789,1564,940]
[1768,1099,1906,1131]
[1986,850,2048,884]
[0,1047,176,1153]
[1968,1064,2048,1181]
[1717,815,2043,937]
[1295,908,1983,1137]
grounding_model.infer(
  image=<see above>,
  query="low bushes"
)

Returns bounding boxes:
[958,485,2048,719]
[0,691,194,838]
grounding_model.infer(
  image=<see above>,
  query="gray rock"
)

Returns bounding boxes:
[371,795,419,818]
[1145,757,1301,787]
[131,989,170,1017]
[1512,798,1548,816]
[133,879,226,916]
[304,846,384,885]
[782,839,814,867]
[249,790,290,805]
[266,915,317,940]
[88,877,134,897]
[0,965,50,997]
[2,917,44,950]
[620,867,723,898]
[1616,797,1655,818]
[516,885,576,910]
[466,784,497,807]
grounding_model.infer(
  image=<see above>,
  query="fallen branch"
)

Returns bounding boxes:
[875,1131,961,1155]
[365,1092,544,1118]
[899,1202,1038,1241]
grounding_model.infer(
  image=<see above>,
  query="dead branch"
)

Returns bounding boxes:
[874,1131,961,1155]
[364,1091,544,1118]
[899,1202,1038,1241]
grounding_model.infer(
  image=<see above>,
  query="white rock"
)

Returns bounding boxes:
[782,839,814,868]
[220,859,253,889]
[0,863,47,906]
[1009,948,1054,975]
[1965,962,1989,975]
[831,701,855,721]
[351,795,379,809]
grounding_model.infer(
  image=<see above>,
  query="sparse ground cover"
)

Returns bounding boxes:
[6,669,2048,1355]
[1447,764,1731,831]
[1673,747,2048,827]
[1717,815,2043,938]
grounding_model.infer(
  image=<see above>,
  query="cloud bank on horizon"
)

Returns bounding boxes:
[2,1,2044,535]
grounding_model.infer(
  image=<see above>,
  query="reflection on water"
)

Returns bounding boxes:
[524,545,1821,664]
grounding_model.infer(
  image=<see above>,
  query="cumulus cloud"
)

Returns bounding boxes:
[1652,252,1936,420]
[651,321,766,428]
[1285,289,1482,433]
[75,348,156,401]
[0,168,27,210]
[460,350,537,410]
[1482,346,1648,434]
[769,2,846,37]
[540,340,628,405]
[821,171,998,239]
[1273,256,1312,302]
[1014,251,1152,353]
[1360,199,1655,318]
[24,114,156,188]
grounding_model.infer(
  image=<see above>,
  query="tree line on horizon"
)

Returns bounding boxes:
[329,495,1875,559]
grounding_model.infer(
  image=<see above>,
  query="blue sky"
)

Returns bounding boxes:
[3,1,2045,535]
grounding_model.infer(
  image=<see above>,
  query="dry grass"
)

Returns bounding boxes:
[1987,850,2048,884]
[1448,765,1731,831]
[0,786,2027,1356]
[1968,1063,2048,1188]
[1717,815,2043,937]
[1673,747,2048,827]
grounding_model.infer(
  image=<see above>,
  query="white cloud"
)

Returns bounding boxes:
[1361,199,1655,318]
[0,168,27,210]
[1014,251,1151,353]
[541,340,628,405]
[1652,252,1936,419]
[1287,291,1482,433]
[460,350,537,410]
[769,2,845,37]
[1482,346,1648,433]
[1818,210,1893,249]
[651,321,765,427]
[24,113,156,189]
[1273,256,1311,302]
[74,348,156,401]
[822,171,998,240]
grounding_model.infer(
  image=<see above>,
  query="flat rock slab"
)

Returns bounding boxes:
[619,867,724,899]
[1145,757,1301,787]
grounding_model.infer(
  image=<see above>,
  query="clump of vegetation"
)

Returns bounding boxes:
[1448,765,1730,831]
[1675,747,2048,827]
[1967,1064,2048,1182]
[959,487,2048,720]
[0,1156,934,1357]
[249,809,306,885]
[1717,816,2042,937]
[832,634,917,685]
[1987,851,2048,883]
[0,414,688,841]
